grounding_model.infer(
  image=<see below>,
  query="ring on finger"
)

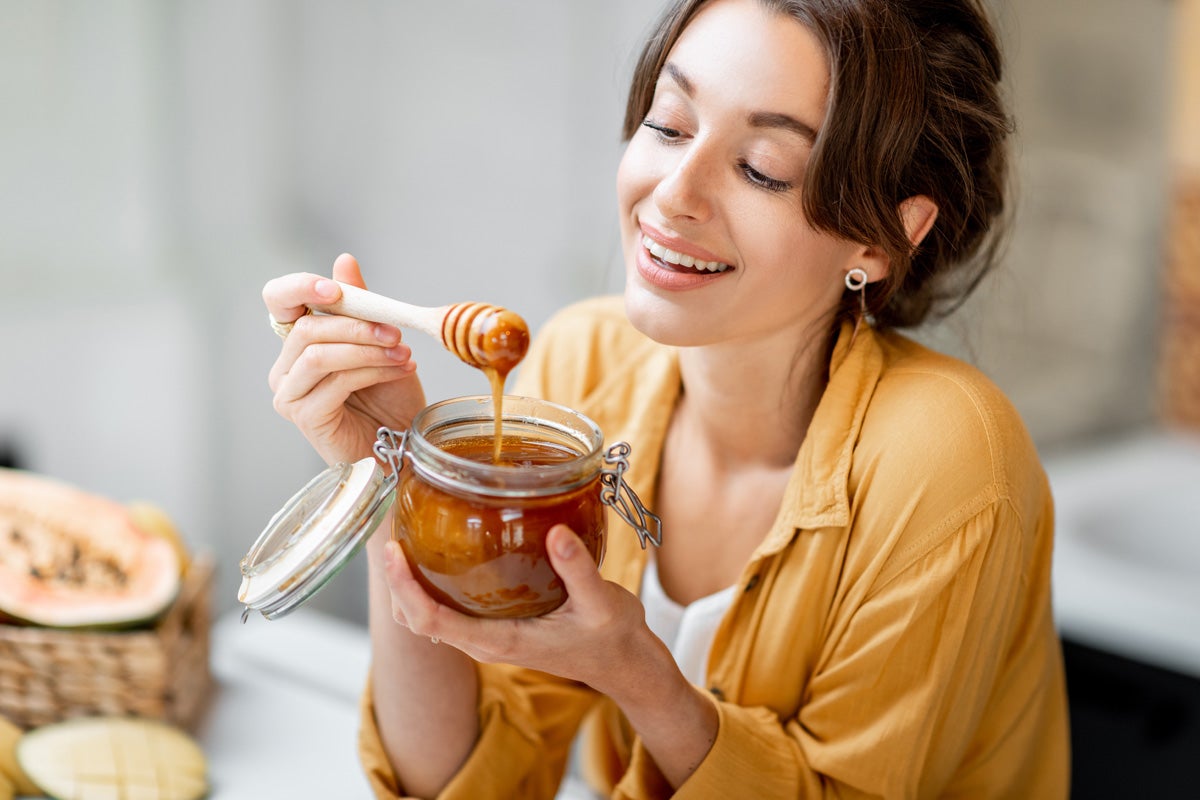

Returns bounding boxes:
[269,307,312,339]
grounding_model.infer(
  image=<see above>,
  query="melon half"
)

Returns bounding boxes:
[0,469,180,629]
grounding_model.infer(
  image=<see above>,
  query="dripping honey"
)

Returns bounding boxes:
[471,308,529,462]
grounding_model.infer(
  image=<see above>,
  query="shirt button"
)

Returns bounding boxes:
[709,686,725,701]
[744,574,760,592]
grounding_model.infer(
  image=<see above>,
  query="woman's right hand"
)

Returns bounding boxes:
[264,253,426,466]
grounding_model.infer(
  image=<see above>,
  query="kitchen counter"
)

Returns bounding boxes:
[196,609,374,798]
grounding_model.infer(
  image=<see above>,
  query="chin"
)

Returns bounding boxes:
[623,286,715,348]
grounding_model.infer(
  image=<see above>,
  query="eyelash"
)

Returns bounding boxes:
[738,162,792,193]
[640,119,793,194]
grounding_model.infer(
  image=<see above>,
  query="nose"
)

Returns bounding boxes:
[652,141,717,223]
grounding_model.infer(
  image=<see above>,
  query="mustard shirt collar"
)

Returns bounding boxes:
[777,320,884,530]
[593,319,885,560]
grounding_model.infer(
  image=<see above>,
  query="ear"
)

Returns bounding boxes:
[900,194,939,249]
[848,195,940,284]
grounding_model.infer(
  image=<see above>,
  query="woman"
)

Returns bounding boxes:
[263,0,1070,797]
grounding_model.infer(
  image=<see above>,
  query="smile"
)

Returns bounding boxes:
[641,235,731,273]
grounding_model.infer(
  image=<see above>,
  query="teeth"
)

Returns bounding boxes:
[642,235,729,273]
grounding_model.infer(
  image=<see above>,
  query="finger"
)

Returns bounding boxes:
[262,272,342,323]
[331,253,367,289]
[545,525,605,610]
[274,363,415,426]
[268,315,410,391]
[383,540,458,638]
[383,541,414,627]
[272,336,414,396]
[382,540,518,657]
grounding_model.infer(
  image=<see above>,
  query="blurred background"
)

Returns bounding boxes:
[0,0,1197,796]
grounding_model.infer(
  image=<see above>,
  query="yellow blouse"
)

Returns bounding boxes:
[359,297,1070,799]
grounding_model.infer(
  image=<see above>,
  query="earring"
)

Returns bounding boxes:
[844,268,871,347]
[844,268,869,321]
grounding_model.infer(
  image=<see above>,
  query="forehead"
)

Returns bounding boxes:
[665,0,830,122]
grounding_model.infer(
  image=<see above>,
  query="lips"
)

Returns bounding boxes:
[633,226,734,290]
[637,225,733,276]
[640,235,731,273]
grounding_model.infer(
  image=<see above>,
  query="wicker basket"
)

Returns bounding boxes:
[0,555,214,731]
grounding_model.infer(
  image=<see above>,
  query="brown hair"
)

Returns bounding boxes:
[623,0,1013,330]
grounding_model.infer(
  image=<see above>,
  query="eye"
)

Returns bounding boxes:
[738,161,792,193]
[641,119,684,142]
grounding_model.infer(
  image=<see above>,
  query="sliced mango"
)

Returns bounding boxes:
[0,717,37,797]
[17,716,207,800]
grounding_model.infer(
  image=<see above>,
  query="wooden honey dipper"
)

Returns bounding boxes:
[312,282,530,377]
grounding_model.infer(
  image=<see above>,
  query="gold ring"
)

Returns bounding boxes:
[269,308,311,339]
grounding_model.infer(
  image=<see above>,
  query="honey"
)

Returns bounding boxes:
[391,397,610,618]
[447,303,529,462]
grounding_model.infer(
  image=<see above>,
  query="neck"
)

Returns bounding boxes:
[674,323,834,471]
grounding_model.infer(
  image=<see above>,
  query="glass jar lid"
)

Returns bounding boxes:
[238,455,394,621]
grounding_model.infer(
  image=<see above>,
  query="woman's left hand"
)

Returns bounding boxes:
[384,523,721,789]
[382,524,653,694]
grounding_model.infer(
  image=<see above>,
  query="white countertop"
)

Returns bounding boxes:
[1044,430,1200,678]
[196,609,374,798]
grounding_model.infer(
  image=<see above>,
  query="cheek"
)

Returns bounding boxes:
[615,152,635,224]
[744,224,854,300]
[616,136,658,222]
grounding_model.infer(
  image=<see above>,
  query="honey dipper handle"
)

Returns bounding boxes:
[313,281,446,341]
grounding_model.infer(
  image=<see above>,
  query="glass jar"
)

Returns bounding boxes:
[392,396,616,618]
[238,395,660,622]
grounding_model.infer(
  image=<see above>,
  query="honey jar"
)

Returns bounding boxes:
[238,396,660,621]
[390,395,655,617]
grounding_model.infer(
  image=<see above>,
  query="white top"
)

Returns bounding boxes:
[556,559,738,800]
[640,558,739,687]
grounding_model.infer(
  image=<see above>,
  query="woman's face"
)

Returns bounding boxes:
[618,0,861,349]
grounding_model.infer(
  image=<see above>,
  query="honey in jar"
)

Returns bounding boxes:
[392,396,613,618]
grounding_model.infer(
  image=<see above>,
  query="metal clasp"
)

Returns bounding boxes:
[599,442,663,549]
[373,427,408,487]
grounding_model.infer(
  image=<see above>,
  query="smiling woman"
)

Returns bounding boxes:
[260,0,1068,798]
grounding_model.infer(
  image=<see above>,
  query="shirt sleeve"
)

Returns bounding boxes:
[615,500,1033,799]
[359,663,600,799]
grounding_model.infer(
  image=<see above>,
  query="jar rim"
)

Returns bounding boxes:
[406,395,605,497]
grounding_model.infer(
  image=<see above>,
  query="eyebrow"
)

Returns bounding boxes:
[748,111,817,144]
[661,61,819,144]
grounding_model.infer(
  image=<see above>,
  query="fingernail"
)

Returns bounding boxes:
[554,528,576,559]
[383,541,399,568]
[385,346,410,362]
[375,325,401,345]
[315,279,338,299]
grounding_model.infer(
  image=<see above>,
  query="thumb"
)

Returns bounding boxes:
[332,252,367,289]
[547,525,603,605]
